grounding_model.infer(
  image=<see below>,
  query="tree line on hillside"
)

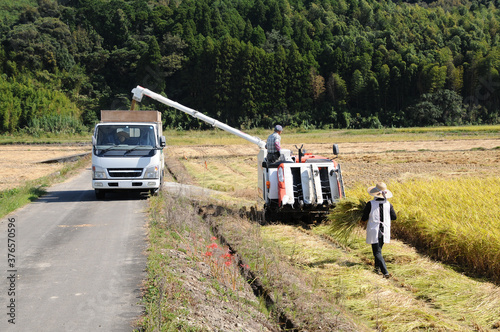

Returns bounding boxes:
[0,0,500,134]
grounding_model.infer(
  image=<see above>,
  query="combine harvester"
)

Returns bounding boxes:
[131,86,345,222]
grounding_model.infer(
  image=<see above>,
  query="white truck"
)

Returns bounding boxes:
[91,110,166,199]
[130,86,344,221]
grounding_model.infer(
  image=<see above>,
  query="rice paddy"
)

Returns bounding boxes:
[168,128,500,330]
[329,177,500,282]
[164,124,500,146]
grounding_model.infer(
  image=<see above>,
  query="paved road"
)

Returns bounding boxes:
[0,168,148,331]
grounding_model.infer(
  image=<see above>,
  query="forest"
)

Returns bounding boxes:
[1,0,500,133]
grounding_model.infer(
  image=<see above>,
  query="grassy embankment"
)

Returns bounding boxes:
[149,125,500,330]
[141,191,365,331]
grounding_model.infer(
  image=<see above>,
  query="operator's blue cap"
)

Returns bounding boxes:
[274,125,283,132]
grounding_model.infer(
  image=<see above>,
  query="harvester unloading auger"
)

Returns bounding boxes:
[131,85,345,222]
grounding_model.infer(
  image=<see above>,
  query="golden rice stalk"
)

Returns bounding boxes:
[327,197,366,244]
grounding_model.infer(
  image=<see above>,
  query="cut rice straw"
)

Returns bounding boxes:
[327,195,366,245]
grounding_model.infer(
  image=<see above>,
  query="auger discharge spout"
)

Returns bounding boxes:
[131,86,266,149]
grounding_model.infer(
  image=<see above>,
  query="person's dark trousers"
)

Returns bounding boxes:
[371,236,388,275]
[267,152,280,164]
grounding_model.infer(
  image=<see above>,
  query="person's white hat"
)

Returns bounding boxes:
[368,182,393,199]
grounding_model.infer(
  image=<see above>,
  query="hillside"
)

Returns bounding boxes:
[1,0,500,133]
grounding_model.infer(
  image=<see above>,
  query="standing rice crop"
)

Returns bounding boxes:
[328,177,500,283]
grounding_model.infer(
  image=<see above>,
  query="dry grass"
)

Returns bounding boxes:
[142,192,363,331]
[215,210,364,331]
[0,154,90,218]
[0,144,90,191]
[140,193,277,331]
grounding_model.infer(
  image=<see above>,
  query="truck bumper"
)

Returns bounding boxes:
[92,179,161,190]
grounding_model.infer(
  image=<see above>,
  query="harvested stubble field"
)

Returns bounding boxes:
[143,132,500,331]
[169,138,500,190]
[1,138,498,192]
[0,144,90,191]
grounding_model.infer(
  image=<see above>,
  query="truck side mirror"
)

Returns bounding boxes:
[332,144,339,156]
[92,136,96,146]
[160,136,166,147]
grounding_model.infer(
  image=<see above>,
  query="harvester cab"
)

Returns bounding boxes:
[130,85,345,222]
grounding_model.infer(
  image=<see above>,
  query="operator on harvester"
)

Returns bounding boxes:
[266,125,283,164]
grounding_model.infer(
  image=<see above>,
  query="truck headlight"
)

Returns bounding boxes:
[144,165,159,179]
[92,165,107,179]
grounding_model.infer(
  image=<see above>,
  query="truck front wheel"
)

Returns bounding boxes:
[95,189,106,200]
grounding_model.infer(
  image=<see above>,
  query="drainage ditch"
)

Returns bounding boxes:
[197,204,298,332]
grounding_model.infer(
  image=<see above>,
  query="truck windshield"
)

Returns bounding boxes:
[94,124,157,156]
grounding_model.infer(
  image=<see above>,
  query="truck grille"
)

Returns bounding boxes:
[107,168,143,178]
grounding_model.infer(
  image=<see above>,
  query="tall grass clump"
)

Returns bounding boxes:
[328,177,500,283]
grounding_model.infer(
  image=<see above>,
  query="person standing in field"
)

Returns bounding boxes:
[266,125,283,164]
[361,182,397,278]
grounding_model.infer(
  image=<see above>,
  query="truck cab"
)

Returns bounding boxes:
[92,111,165,199]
